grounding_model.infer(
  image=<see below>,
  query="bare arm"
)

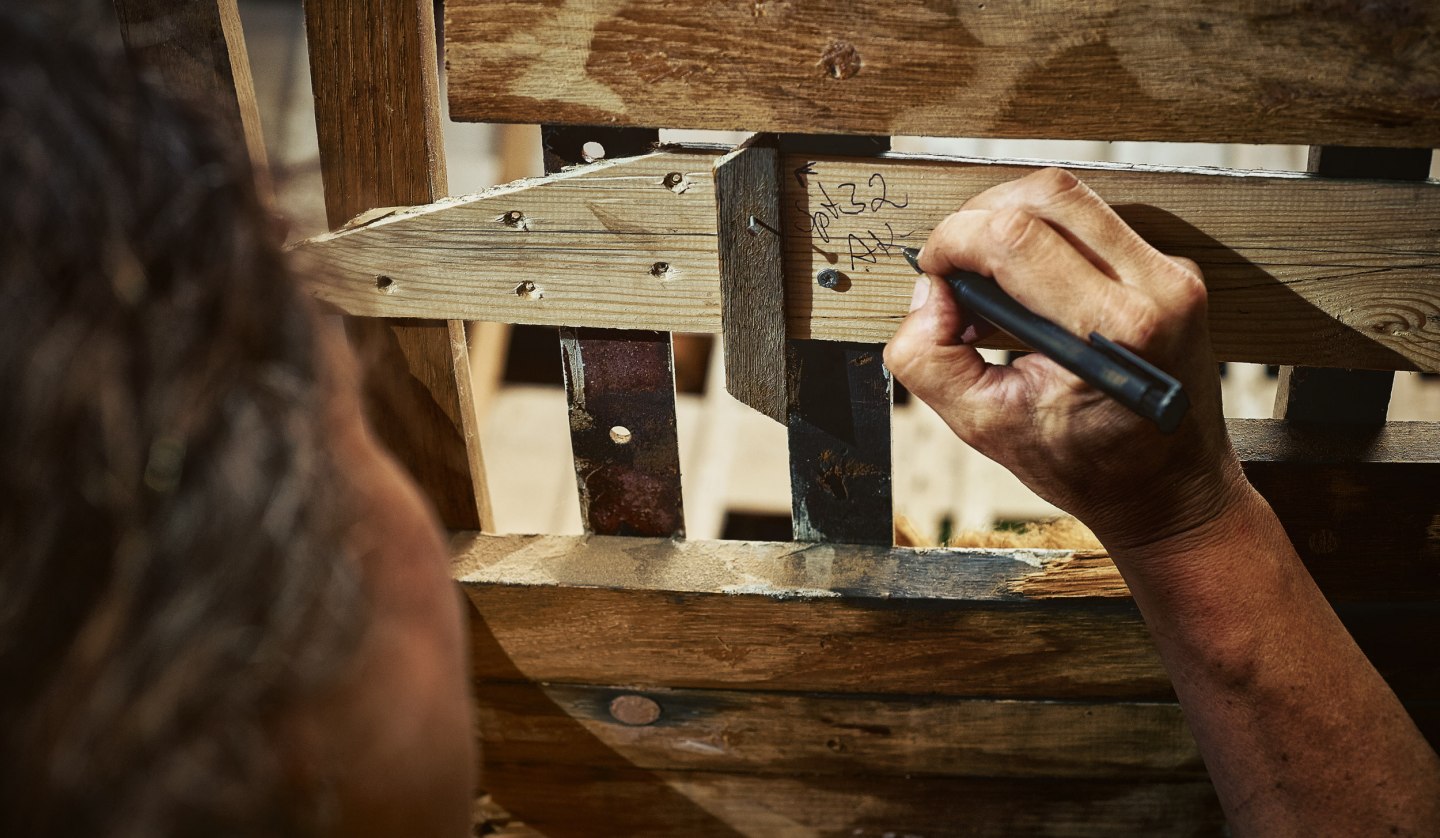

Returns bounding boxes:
[883,167,1440,835]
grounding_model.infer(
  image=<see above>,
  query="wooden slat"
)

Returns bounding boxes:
[543,125,685,537]
[786,339,894,544]
[295,149,1440,372]
[1228,418,1440,464]
[559,327,685,537]
[114,0,269,192]
[783,135,894,546]
[445,0,1440,147]
[714,135,788,423]
[304,0,492,530]
[1273,366,1397,424]
[1274,146,1434,423]
[455,534,1440,700]
[474,682,1202,780]
[481,763,1224,838]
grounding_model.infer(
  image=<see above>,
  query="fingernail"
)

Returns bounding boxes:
[909,275,930,312]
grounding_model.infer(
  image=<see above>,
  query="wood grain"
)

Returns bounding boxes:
[786,339,894,544]
[474,682,1203,779]
[714,135,788,422]
[1228,418,1440,464]
[304,0,491,530]
[479,763,1225,838]
[296,148,1440,372]
[456,535,1440,700]
[445,0,1440,147]
[114,0,270,197]
[1273,146,1433,423]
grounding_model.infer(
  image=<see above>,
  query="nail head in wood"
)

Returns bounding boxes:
[714,133,788,424]
[609,694,661,726]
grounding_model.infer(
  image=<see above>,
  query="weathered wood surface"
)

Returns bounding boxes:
[714,135,788,422]
[456,535,1440,700]
[296,149,1440,372]
[543,125,686,538]
[476,763,1225,838]
[114,0,269,188]
[1272,146,1433,423]
[304,0,492,530]
[474,682,1202,779]
[786,340,894,544]
[446,0,1440,148]
[1228,418,1440,464]
[559,327,685,537]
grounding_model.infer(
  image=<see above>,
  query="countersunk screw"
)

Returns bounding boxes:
[816,268,843,289]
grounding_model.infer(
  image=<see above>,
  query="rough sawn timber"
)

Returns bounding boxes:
[296,148,1440,372]
[455,533,1440,701]
[444,0,1440,147]
[304,0,492,530]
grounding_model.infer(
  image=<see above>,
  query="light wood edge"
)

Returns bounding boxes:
[451,531,1113,601]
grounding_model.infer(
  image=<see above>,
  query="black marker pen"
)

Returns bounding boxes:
[902,247,1189,434]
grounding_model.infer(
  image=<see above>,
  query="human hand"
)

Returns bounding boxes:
[883,168,1249,552]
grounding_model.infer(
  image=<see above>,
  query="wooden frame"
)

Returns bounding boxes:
[125,1,1440,834]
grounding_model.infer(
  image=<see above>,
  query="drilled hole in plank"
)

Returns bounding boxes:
[609,426,633,445]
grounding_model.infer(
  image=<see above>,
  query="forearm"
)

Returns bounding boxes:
[1112,486,1440,836]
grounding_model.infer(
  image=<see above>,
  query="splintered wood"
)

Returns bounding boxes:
[445,0,1440,147]
[297,148,1440,372]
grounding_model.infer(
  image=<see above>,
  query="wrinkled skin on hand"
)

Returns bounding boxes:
[883,167,1249,552]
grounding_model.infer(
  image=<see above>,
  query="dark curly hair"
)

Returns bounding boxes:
[0,9,364,836]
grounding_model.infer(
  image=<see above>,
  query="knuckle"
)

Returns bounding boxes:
[987,206,1041,252]
[1164,256,1209,314]
[1117,296,1164,349]
[1024,166,1087,203]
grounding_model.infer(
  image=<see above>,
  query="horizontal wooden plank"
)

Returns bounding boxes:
[475,682,1202,780]
[296,148,1440,371]
[1229,419,1440,464]
[452,531,1092,602]
[459,541,1440,700]
[477,763,1225,837]
[445,0,1440,147]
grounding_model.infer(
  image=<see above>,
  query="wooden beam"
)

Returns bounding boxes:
[1229,419,1440,464]
[542,125,685,538]
[1273,146,1434,423]
[479,763,1224,837]
[303,0,492,530]
[475,682,1203,780]
[114,0,270,198]
[455,532,1440,700]
[714,135,788,423]
[559,327,685,537]
[295,149,1440,372]
[445,0,1440,147]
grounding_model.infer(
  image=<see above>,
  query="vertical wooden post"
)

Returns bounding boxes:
[304,0,492,531]
[781,135,895,546]
[543,126,686,538]
[113,0,270,199]
[1273,146,1433,424]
